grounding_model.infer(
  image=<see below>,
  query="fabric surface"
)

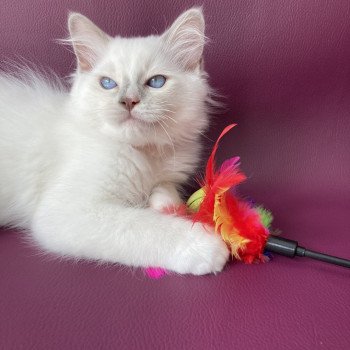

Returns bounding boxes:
[1,0,349,349]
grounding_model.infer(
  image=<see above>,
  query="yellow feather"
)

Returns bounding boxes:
[213,192,250,259]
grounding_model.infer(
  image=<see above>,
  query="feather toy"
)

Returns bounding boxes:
[146,124,271,279]
[145,124,350,278]
[187,124,272,263]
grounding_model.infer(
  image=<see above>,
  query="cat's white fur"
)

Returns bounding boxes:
[0,8,229,275]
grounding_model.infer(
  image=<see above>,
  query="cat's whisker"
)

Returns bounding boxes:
[197,130,214,142]
[159,119,170,128]
[162,115,177,124]
[158,120,176,170]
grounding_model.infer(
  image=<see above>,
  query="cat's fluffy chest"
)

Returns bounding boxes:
[93,142,171,207]
[59,121,180,208]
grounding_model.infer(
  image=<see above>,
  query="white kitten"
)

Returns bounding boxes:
[0,8,229,275]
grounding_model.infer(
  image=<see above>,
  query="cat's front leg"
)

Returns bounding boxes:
[149,182,183,211]
[31,195,229,275]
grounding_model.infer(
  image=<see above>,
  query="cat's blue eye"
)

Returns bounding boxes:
[147,75,166,88]
[100,77,118,90]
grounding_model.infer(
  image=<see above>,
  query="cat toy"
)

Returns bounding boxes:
[146,124,350,278]
[186,124,350,268]
[186,124,271,264]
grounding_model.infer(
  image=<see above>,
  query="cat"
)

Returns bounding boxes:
[0,8,229,275]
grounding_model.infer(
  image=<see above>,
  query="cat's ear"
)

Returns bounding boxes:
[68,13,111,72]
[161,8,205,71]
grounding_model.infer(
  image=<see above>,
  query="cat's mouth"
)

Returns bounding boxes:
[120,111,151,126]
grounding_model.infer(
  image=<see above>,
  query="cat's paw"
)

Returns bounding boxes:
[149,184,182,211]
[171,225,230,275]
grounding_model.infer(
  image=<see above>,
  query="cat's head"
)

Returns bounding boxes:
[68,8,210,146]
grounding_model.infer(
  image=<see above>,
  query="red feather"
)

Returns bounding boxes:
[192,124,269,263]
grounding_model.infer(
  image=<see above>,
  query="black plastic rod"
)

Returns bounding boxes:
[265,236,350,269]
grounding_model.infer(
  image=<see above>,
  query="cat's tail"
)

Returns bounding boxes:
[0,57,67,93]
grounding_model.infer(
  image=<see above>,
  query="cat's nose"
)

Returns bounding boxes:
[121,96,140,111]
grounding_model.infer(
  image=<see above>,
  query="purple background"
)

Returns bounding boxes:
[1,0,349,349]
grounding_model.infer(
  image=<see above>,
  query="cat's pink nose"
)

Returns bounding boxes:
[121,96,140,111]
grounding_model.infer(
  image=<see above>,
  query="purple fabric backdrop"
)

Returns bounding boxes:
[1,1,349,349]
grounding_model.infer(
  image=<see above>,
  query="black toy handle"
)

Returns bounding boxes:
[265,236,350,269]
